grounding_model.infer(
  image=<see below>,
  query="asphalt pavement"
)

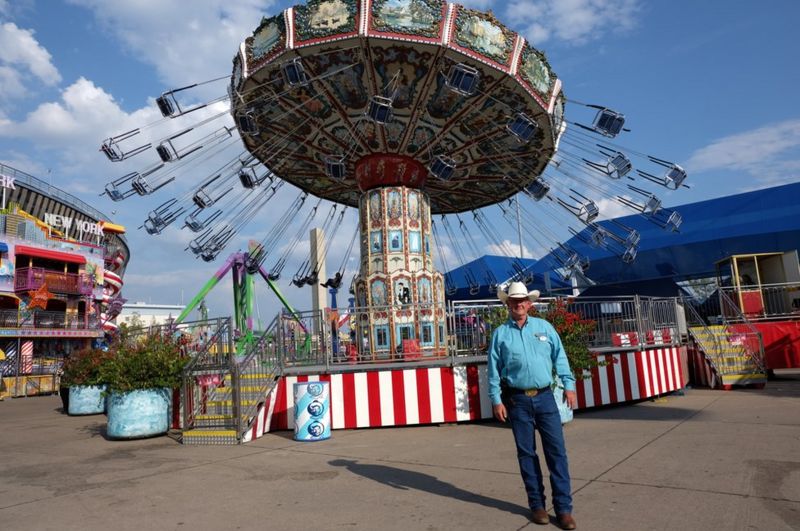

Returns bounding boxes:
[1,373,799,530]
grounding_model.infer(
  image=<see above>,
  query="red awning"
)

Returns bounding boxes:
[15,245,86,264]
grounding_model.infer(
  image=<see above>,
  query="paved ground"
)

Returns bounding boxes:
[1,374,799,531]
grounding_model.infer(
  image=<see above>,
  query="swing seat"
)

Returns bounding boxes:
[445,63,479,96]
[507,113,538,143]
[525,179,550,200]
[367,95,393,124]
[592,108,625,137]
[282,58,309,87]
[607,153,631,179]
[429,155,457,181]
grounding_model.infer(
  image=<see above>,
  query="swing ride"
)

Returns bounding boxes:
[99,0,689,359]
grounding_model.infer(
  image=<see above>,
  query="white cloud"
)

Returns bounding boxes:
[0,76,238,188]
[506,0,641,45]
[2,77,118,139]
[0,64,25,100]
[595,196,631,220]
[68,0,275,91]
[487,239,538,260]
[687,119,800,172]
[0,22,61,88]
[686,119,800,188]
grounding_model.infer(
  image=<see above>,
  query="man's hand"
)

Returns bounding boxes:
[564,390,578,409]
[493,403,507,422]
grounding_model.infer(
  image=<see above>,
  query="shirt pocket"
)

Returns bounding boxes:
[503,343,523,373]
[531,334,553,359]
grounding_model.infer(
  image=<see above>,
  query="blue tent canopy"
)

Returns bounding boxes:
[531,182,800,285]
[445,255,571,301]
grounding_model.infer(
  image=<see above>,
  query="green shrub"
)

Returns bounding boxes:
[100,331,188,392]
[60,348,114,387]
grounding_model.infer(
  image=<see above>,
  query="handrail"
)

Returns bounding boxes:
[181,318,232,374]
[234,320,284,441]
[682,300,724,374]
[180,318,234,431]
[717,290,767,374]
[719,281,800,321]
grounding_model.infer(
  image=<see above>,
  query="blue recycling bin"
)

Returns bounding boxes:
[293,381,331,442]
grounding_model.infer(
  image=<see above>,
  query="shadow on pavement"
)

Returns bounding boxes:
[329,458,529,517]
[79,421,108,438]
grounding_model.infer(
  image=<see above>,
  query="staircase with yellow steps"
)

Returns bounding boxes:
[181,366,280,445]
[689,325,767,388]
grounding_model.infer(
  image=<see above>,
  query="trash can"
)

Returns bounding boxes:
[293,381,331,442]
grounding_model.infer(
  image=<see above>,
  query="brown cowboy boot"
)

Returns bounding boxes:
[556,513,577,530]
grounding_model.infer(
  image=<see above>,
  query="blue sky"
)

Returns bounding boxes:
[1,0,798,318]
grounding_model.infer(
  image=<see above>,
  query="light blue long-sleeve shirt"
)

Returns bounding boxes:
[488,316,576,405]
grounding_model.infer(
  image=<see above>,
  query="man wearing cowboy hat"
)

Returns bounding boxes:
[488,282,578,530]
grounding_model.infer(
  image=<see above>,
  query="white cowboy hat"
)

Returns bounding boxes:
[497,281,540,303]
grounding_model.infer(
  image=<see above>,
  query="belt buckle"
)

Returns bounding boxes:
[524,389,539,397]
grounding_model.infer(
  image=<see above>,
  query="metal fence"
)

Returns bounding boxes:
[448,296,681,357]
[269,296,682,369]
[0,309,99,329]
[566,296,681,350]
[719,281,800,321]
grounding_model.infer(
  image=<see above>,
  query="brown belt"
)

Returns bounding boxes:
[507,386,551,397]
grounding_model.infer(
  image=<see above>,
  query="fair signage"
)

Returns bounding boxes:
[0,174,15,190]
[44,213,104,240]
[0,173,14,210]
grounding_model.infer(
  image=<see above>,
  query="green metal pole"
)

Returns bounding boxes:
[174,254,237,324]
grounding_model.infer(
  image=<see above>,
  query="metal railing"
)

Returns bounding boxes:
[274,309,328,368]
[448,299,505,358]
[233,318,283,441]
[14,267,94,295]
[0,309,99,330]
[562,296,680,350]
[266,296,683,369]
[719,281,800,321]
[684,293,765,379]
[178,318,235,432]
[683,300,724,376]
[345,303,450,365]
[717,290,766,374]
[448,296,681,357]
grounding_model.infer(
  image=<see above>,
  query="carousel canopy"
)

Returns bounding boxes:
[232,0,562,213]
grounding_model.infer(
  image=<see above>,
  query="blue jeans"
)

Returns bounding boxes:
[507,389,573,513]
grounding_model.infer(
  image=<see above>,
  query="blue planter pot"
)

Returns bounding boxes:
[107,388,171,439]
[553,376,574,425]
[68,385,107,416]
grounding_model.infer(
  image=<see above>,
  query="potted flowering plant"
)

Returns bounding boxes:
[532,298,599,378]
[99,329,188,439]
[60,347,114,415]
[533,299,600,423]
